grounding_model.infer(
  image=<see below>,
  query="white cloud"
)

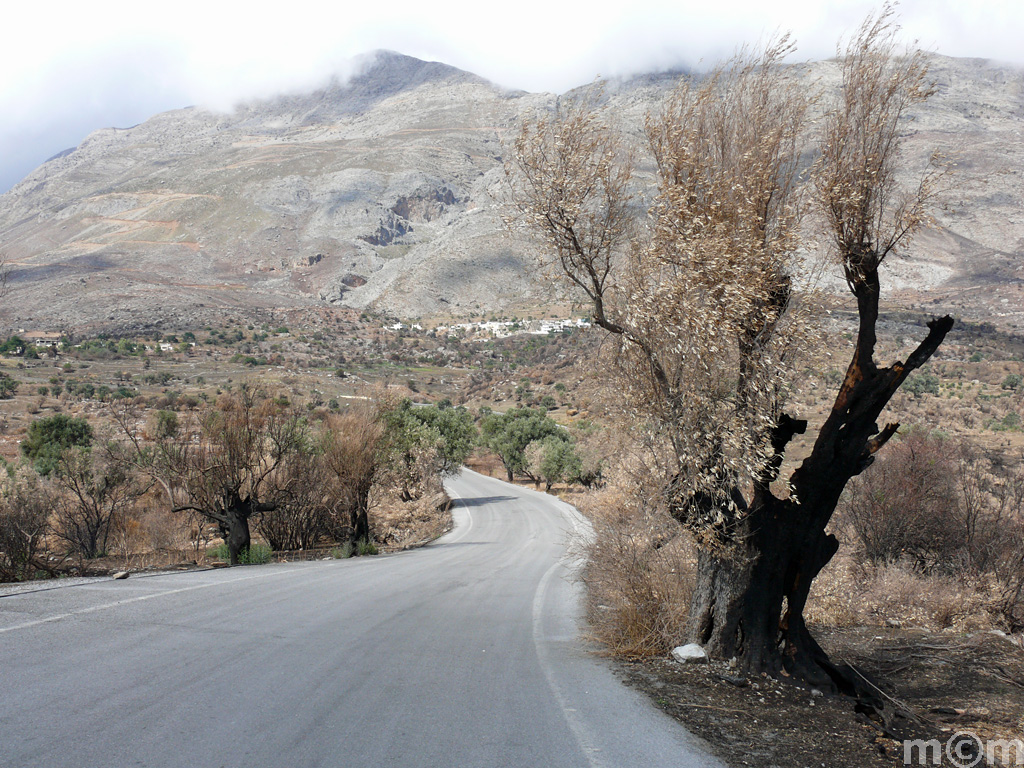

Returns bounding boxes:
[1,0,1021,190]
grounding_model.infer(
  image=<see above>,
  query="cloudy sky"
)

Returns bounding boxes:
[1,0,1020,192]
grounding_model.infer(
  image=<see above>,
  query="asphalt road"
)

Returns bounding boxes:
[0,469,723,768]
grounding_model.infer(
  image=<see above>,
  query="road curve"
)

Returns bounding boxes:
[0,469,723,768]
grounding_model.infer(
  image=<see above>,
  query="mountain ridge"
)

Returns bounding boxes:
[1,51,1022,334]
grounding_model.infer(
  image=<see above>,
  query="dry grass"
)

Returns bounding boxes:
[576,478,696,658]
[580,498,1014,655]
[807,547,1006,632]
[373,488,452,551]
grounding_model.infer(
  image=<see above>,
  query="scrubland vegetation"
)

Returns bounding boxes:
[1,285,1022,657]
[0,313,599,577]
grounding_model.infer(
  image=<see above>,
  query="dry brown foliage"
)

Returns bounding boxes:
[578,482,696,658]
[0,467,53,581]
[507,38,817,535]
[321,406,384,542]
[373,489,451,551]
[817,4,943,280]
[808,551,1009,633]
[573,430,697,657]
[508,9,967,684]
[809,429,1024,632]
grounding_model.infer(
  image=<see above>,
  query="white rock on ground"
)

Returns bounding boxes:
[671,644,708,664]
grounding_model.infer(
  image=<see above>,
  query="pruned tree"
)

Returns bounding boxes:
[506,10,953,691]
[156,386,307,564]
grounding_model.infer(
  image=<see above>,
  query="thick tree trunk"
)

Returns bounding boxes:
[225,507,251,565]
[685,497,848,690]
[349,483,371,546]
[684,309,955,691]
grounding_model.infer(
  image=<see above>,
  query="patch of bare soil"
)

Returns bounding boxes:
[619,628,1023,767]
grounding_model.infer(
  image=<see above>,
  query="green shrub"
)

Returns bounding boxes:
[904,369,939,398]
[153,410,179,439]
[331,543,354,559]
[21,414,93,476]
[239,543,272,564]
[356,539,378,556]
[210,542,273,564]
[0,373,18,399]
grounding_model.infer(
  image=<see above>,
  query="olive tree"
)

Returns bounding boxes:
[480,407,567,483]
[156,387,307,564]
[51,442,144,560]
[0,468,53,581]
[506,12,951,690]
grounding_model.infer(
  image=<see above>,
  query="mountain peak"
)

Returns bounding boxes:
[357,50,478,84]
[260,49,490,123]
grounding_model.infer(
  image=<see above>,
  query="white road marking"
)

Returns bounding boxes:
[532,557,607,768]
[0,566,308,634]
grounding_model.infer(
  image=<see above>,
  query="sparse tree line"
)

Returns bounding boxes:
[0,385,609,580]
[0,388,477,579]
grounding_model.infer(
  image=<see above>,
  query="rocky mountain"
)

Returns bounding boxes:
[1,51,1022,333]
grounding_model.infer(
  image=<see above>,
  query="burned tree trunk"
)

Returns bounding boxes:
[685,503,845,688]
[505,4,948,697]
[680,295,954,687]
[349,481,372,545]
[180,494,278,565]
[223,501,253,566]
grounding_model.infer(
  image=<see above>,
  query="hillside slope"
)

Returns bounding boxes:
[0,51,1021,332]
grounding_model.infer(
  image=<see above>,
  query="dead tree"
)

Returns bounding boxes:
[322,408,384,545]
[158,387,306,564]
[507,11,952,690]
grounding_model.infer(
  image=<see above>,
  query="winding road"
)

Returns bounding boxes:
[0,469,722,768]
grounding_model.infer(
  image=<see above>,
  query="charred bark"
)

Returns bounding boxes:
[223,502,252,566]
[349,482,372,546]
[681,494,848,690]
[679,287,954,691]
[177,494,276,565]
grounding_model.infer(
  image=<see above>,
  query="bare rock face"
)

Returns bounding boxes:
[0,51,549,330]
[0,50,1022,332]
